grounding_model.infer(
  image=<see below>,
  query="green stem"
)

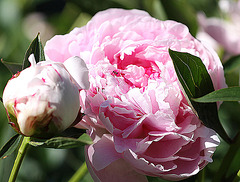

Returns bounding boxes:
[68,162,88,182]
[196,168,205,182]
[233,169,240,182]
[213,132,240,182]
[8,136,30,182]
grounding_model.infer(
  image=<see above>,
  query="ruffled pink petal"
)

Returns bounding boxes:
[86,134,121,171]
[44,34,77,62]
[123,149,200,181]
[85,147,148,182]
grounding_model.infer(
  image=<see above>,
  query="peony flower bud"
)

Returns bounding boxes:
[3,54,89,138]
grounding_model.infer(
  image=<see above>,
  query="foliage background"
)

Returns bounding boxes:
[0,0,239,181]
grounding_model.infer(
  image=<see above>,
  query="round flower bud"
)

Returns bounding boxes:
[3,54,89,137]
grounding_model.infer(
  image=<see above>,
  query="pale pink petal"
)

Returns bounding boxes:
[44,34,77,62]
[86,148,148,182]
[86,134,121,170]
[63,56,90,89]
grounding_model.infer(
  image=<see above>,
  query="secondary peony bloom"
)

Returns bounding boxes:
[45,9,226,181]
[3,54,89,137]
[198,0,240,57]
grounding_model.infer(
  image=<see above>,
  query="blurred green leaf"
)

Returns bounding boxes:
[161,0,198,36]
[0,59,12,97]
[22,33,45,70]
[111,0,139,9]
[58,127,86,138]
[29,133,93,149]
[69,12,91,31]
[223,55,240,87]
[188,0,220,17]
[143,0,167,20]
[193,87,240,102]
[224,55,240,74]
[169,49,231,143]
[0,134,22,159]
[1,60,22,75]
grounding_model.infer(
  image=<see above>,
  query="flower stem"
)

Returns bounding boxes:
[68,162,88,182]
[8,136,30,182]
[233,169,240,182]
[213,132,240,182]
[197,168,205,182]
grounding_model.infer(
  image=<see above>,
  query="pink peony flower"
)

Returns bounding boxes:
[3,55,89,137]
[44,9,226,181]
[198,0,240,57]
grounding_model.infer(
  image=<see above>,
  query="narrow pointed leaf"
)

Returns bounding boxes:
[0,134,22,159]
[193,87,240,102]
[22,33,45,70]
[29,133,93,149]
[169,49,231,143]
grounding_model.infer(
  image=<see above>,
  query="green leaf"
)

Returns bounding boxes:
[1,60,22,75]
[22,33,45,70]
[78,133,93,144]
[161,0,198,36]
[223,55,240,87]
[223,55,240,74]
[2,62,21,75]
[143,0,167,20]
[169,49,231,143]
[29,133,93,149]
[0,134,23,159]
[58,127,85,138]
[193,87,240,102]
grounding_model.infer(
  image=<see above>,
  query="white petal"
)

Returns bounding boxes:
[63,56,90,89]
[28,54,36,67]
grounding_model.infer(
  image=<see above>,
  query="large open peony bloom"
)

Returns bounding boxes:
[45,9,226,181]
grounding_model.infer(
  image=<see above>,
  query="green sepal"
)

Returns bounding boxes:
[5,102,21,134]
[22,33,45,70]
[1,33,45,76]
[29,133,93,149]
